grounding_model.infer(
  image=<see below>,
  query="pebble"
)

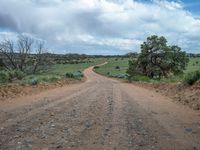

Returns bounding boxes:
[17,142,22,145]
[185,128,193,132]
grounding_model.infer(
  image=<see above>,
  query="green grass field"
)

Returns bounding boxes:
[22,58,107,84]
[95,58,130,77]
[0,58,106,85]
[1,56,200,85]
[95,57,200,82]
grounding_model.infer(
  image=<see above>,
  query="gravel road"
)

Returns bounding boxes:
[0,66,200,150]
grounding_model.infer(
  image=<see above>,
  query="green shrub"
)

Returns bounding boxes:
[184,70,200,85]
[66,71,83,79]
[115,66,120,69]
[117,74,128,79]
[14,70,25,80]
[7,70,25,80]
[73,71,84,79]
[94,66,100,69]
[30,78,39,85]
[0,70,25,83]
[0,71,9,83]
[65,73,75,78]
[49,76,61,82]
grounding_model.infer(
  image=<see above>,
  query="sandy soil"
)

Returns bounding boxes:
[0,67,200,149]
[134,81,200,111]
[0,79,83,102]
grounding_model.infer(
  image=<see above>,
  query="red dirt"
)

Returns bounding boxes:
[0,79,83,102]
[133,80,200,110]
[0,67,200,149]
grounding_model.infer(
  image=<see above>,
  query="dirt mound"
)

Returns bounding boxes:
[0,79,83,101]
[134,80,200,111]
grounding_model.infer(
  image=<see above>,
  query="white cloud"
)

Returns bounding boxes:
[0,0,200,54]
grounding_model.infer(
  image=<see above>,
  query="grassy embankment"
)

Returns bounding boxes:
[94,57,200,83]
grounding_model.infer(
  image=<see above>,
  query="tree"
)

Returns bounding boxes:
[33,41,45,74]
[0,39,17,70]
[128,35,189,79]
[17,35,34,72]
[0,35,47,73]
[126,59,138,77]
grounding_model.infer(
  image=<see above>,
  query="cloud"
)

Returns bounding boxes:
[0,0,200,54]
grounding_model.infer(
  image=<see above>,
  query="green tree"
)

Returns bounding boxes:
[128,35,189,79]
[126,60,138,77]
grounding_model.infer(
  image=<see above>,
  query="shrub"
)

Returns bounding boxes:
[7,70,25,80]
[0,70,25,83]
[115,66,120,69]
[49,76,61,82]
[0,71,9,83]
[94,66,100,69]
[117,74,128,79]
[14,70,25,80]
[184,71,200,85]
[30,78,39,85]
[41,76,61,82]
[65,73,75,78]
[73,71,84,79]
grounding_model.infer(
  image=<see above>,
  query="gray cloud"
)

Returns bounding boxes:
[0,0,200,54]
[0,13,18,32]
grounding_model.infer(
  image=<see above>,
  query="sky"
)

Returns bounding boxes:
[0,0,200,55]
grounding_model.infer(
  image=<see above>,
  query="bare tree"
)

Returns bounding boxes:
[0,39,17,70]
[33,41,45,74]
[17,35,34,71]
[0,35,47,74]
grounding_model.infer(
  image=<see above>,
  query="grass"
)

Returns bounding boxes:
[185,57,200,73]
[23,58,106,84]
[0,58,107,85]
[95,57,130,77]
[94,57,200,83]
[1,56,200,85]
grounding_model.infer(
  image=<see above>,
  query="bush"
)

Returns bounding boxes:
[0,70,25,83]
[49,76,61,82]
[94,66,100,69]
[41,76,61,82]
[7,70,25,80]
[66,71,84,79]
[65,73,75,78]
[184,71,200,85]
[115,66,120,69]
[0,71,9,83]
[14,70,25,80]
[117,74,128,79]
[73,71,84,79]
[30,78,39,85]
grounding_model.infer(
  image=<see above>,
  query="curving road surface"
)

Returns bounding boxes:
[0,66,200,150]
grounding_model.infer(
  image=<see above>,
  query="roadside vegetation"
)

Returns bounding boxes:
[95,35,200,85]
[0,35,106,85]
[1,34,200,86]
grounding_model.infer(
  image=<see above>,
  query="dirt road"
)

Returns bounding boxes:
[0,67,200,150]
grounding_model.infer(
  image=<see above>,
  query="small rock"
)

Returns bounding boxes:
[17,142,22,145]
[185,128,193,132]
[56,145,62,149]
